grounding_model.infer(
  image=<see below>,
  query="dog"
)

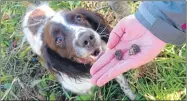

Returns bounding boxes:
[22,3,136,100]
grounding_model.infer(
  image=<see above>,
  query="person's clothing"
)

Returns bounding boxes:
[135,1,186,46]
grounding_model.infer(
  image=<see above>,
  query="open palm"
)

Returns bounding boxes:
[90,15,166,87]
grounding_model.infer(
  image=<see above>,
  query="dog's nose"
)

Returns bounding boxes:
[77,32,96,49]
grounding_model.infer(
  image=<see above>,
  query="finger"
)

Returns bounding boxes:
[91,58,118,84]
[95,59,134,87]
[108,59,141,77]
[94,60,126,86]
[90,49,115,75]
[107,32,121,49]
[107,21,126,49]
[96,50,151,86]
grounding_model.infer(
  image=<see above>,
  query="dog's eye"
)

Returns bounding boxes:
[56,36,63,44]
[75,14,83,22]
[54,29,60,34]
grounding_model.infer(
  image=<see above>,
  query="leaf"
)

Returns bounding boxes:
[2,41,9,47]
[41,80,47,88]
[76,94,92,100]
[48,74,55,81]
[74,1,81,7]
[1,49,6,58]
[38,89,47,96]
[50,92,56,100]
[0,34,3,43]
[30,79,42,88]
[49,1,70,10]
[67,1,81,10]
[0,75,13,82]
[68,1,74,10]
[3,83,11,89]
[1,77,18,100]
[19,46,31,58]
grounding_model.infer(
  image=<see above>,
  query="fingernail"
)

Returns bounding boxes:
[97,81,105,87]
[97,83,103,87]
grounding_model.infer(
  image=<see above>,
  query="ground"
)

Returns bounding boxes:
[0,1,186,100]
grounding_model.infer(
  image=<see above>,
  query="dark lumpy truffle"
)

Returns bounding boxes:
[129,44,141,55]
[115,49,123,60]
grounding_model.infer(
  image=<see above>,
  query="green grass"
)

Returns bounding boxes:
[0,1,186,100]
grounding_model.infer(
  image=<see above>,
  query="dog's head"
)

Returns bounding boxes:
[43,8,111,64]
[26,5,111,78]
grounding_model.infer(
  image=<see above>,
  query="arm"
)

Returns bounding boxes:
[135,1,186,46]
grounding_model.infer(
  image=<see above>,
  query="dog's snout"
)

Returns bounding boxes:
[77,32,96,48]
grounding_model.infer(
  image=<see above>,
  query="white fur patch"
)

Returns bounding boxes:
[115,75,136,100]
[22,10,42,55]
[56,73,93,94]
[22,4,55,56]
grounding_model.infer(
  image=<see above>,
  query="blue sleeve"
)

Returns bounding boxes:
[135,1,186,46]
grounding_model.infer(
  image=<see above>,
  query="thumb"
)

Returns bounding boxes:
[107,20,126,49]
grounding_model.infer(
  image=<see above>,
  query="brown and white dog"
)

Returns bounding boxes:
[22,3,136,100]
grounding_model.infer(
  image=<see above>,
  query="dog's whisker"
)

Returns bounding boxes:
[68,46,73,59]
[100,35,109,37]
[100,33,109,36]
[100,35,109,38]
[100,34,109,36]
[95,19,101,32]
[99,25,107,35]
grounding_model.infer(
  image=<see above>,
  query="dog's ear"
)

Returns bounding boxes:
[41,44,91,79]
[73,8,112,42]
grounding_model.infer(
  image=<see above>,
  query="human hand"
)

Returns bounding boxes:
[90,14,166,87]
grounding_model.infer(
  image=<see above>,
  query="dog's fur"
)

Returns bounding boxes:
[22,3,136,100]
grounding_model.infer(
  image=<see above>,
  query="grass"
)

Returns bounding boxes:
[0,1,186,100]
